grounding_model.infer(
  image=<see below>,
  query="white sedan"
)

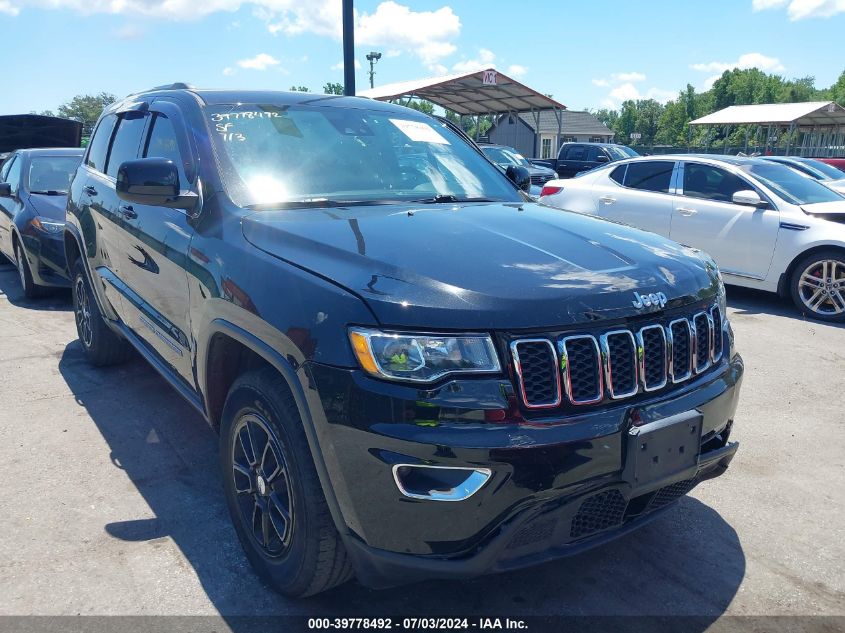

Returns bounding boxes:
[539,155,845,322]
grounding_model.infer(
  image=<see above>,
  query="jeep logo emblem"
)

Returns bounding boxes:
[632,291,668,309]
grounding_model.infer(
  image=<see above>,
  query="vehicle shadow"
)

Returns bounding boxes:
[58,340,745,625]
[0,263,72,311]
[726,284,845,330]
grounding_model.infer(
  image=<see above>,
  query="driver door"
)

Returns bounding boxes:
[670,161,780,279]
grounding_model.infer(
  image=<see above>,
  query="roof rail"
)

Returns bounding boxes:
[148,82,194,91]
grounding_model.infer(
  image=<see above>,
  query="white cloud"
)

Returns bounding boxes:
[691,52,785,88]
[506,64,528,77]
[0,0,19,14]
[594,71,669,108]
[1,0,463,71]
[237,53,281,71]
[451,48,496,73]
[614,71,646,83]
[752,0,845,19]
[592,78,609,87]
[222,67,235,76]
[331,59,362,71]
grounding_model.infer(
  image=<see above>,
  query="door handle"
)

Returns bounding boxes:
[599,195,616,205]
[120,205,137,220]
[84,185,97,196]
[676,207,698,216]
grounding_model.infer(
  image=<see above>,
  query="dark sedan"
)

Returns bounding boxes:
[0,148,83,297]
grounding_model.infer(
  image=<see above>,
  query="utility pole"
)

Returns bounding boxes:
[342,0,355,96]
[366,51,382,89]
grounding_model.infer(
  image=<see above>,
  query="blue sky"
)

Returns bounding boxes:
[1,0,843,115]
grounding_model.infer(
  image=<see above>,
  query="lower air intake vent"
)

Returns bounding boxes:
[570,489,627,539]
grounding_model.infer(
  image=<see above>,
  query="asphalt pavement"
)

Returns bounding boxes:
[0,260,842,627]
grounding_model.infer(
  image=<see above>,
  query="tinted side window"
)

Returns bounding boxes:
[565,145,586,161]
[86,115,117,172]
[0,154,16,182]
[624,161,673,193]
[106,113,148,178]
[5,156,22,194]
[683,163,749,203]
[610,164,626,185]
[144,114,187,184]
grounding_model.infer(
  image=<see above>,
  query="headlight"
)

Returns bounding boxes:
[349,328,501,383]
[31,217,64,235]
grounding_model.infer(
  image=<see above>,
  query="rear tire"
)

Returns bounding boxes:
[789,250,845,323]
[14,242,43,299]
[72,259,132,366]
[220,368,353,597]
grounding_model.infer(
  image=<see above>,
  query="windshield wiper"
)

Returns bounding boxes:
[30,190,66,196]
[412,195,499,204]
[245,199,398,210]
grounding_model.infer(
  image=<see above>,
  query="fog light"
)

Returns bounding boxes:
[392,464,491,501]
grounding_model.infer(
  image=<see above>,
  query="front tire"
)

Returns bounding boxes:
[220,368,353,597]
[790,251,845,323]
[14,242,43,299]
[72,259,132,366]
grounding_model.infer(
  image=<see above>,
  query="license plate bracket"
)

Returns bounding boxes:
[625,411,702,490]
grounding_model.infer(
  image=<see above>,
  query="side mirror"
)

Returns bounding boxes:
[505,165,531,192]
[732,190,767,208]
[0,183,11,197]
[116,158,197,211]
[595,155,610,163]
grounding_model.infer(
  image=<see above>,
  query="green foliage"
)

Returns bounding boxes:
[56,92,116,135]
[323,82,344,95]
[599,68,844,149]
[403,100,435,115]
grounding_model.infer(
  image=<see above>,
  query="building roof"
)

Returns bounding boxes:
[516,110,613,136]
[690,101,845,127]
[359,68,566,115]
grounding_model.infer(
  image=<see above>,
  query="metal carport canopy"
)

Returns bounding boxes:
[689,101,845,127]
[358,67,566,115]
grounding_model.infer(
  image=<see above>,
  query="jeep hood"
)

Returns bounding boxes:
[242,202,719,330]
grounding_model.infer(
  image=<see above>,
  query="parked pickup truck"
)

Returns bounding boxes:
[532,142,639,178]
[65,85,741,597]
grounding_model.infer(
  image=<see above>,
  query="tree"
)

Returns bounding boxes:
[289,86,310,92]
[57,92,116,135]
[323,82,344,95]
[403,100,435,115]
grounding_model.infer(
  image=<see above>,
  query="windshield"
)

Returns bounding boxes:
[742,162,845,205]
[800,158,845,180]
[481,146,530,168]
[26,156,81,193]
[205,104,522,207]
[607,145,640,160]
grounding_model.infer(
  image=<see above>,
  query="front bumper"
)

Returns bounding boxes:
[21,231,70,287]
[306,354,743,588]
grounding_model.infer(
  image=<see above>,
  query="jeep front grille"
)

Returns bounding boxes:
[509,305,725,409]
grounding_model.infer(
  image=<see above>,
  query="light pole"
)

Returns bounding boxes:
[342,0,355,96]
[366,51,382,89]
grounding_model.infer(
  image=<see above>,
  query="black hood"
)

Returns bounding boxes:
[242,202,719,330]
[27,193,68,221]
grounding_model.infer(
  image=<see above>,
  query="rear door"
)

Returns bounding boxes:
[592,160,677,236]
[115,102,196,385]
[670,161,780,279]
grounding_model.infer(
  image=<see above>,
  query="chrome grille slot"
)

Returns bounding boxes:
[692,312,711,373]
[560,335,603,405]
[510,339,561,408]
[601,330,638,399]
[669,319,692,383]
[638,324,668,391]
[710,306,724,362]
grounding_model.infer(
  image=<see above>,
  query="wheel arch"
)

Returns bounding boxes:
[198,318,353,543]
[777,243,845,297]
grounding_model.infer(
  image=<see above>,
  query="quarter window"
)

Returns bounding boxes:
[623,161,673,193]
[0,154,17,182]
[86,115,118,173]
[683,163,749,203]
[610,164,626,185]
[105,113,148,178]
[4,156,21,194]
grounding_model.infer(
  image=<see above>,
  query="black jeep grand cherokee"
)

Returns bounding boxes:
[64,86,742,597]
